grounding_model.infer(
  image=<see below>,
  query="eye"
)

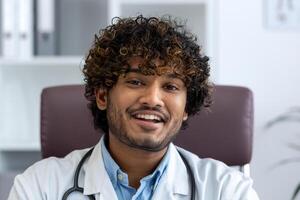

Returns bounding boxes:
[126,79,144,86]
[164,84,179,91]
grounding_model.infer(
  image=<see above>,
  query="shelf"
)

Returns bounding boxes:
[0,142,40,152]
[117,0,208,4]
[0,56,85,68]
[0,56,85,152]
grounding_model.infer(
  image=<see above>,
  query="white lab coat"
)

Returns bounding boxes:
[8,137,259,200]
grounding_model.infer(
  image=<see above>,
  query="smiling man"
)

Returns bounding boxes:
[8,16,259,199]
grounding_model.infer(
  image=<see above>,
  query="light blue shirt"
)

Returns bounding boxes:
[101,138,170,200]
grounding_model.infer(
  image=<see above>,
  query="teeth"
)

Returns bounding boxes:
[135,114,162,121]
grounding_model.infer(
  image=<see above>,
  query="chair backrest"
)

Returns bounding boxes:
[41,85,253,166]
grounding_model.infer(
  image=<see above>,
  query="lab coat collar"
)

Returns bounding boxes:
[82,137,190,198]
[83,137,118,199]
[152,143,191,198]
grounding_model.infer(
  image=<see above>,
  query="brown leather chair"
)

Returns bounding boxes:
[41,85,254,174]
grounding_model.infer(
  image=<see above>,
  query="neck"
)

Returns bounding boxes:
[107,134,167,189]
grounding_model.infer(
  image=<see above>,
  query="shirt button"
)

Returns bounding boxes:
[117,173,123,181]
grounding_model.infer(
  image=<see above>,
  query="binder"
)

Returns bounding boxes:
[18,0,34,59]
[0,1,2,56]
[36,0,56,55]
[1,0,18,58]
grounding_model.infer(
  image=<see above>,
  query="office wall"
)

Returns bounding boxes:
[217,1,300,199]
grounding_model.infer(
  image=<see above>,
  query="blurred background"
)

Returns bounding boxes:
[1,0,300,199]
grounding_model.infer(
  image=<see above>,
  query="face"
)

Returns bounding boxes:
[96,57,188,152]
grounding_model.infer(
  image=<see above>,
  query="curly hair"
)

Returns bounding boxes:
[83,15,212,134]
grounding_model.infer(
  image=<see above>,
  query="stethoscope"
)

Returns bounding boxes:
[62,147,196,200]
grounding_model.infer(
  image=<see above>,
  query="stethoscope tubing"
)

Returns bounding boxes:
[178,150,196,200]
[62,148,95,200]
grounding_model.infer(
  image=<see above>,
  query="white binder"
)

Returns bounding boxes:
[1,0,18,58]
[36,0,56,55]
[18,0,34,59]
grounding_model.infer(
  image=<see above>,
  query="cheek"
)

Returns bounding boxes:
[109,91,136,117]
[167,95,187,116]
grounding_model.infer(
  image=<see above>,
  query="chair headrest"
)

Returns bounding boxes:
[41,85,253,166]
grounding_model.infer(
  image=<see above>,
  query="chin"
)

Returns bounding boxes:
[128,133,172,151]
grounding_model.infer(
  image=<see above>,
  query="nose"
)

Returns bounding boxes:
[138,83,164,108]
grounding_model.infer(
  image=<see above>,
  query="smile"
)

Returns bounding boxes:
[130,111,166,131]
[133,114,163,123]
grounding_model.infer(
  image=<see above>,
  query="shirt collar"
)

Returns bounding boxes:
[101,137,120,188]
[82,136,189,198]
[100,135,170,190]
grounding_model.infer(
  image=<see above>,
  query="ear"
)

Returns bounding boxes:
[183,112,188,121]
[95,88,107,110]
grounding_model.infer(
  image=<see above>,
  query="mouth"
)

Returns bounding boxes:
[130,112,167,130]
[131,113,165,123]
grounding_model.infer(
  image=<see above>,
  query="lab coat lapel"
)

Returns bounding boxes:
[82,137,118,200]
[152,143,191,199]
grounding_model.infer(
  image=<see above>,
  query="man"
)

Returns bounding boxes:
[8,15,259,199]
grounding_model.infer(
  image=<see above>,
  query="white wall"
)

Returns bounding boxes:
[218,0,300,199]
